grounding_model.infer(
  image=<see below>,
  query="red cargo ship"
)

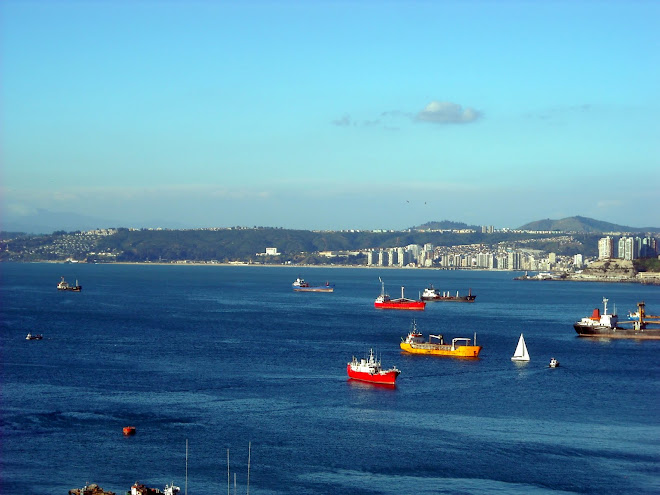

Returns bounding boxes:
[374,280,425,310]
[347,348,400,385]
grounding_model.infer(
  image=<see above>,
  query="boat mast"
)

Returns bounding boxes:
[246,441,251,495]
[185,438,188,495]
[227,448,230,495]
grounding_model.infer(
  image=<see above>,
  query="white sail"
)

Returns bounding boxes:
[511,333,530,361]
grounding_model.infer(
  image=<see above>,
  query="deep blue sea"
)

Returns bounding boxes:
[1,263,659,495]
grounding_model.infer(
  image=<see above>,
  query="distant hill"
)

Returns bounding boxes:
[411,220,478,230]
[2,208,187,234]
[518,216,659,233]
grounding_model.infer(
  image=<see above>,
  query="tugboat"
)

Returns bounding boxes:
[421,285,476,302]
[123,426,136,436]
[573,298,660,339]
[400,320,481,357]
[347,348,400,385]
[57,277,82,292]
[292,277,335,292]
[26,333,43,340]
[549,357,560,368]
[374,280,425,310]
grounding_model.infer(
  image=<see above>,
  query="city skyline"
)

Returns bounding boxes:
[2,1,659,232]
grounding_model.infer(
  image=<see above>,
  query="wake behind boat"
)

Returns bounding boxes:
[400,320,481,357]
[573,298,660,339]
[421,285,476,302]
[374,280,425,310]
[347,348,400,385]
[292,278,334,292]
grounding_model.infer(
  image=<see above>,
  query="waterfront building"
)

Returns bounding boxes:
[598,236,614,259]
[397,247,405,267]
[641,236,658,258]
[378,250,388,266]
[618,236,637,261]
[507,252,522,270]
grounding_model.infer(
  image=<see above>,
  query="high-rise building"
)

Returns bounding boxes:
[598,236,614,259]
[618,236,636,260]
[507,252,522,270]
[641,236,658,258]
[574,254,583,268]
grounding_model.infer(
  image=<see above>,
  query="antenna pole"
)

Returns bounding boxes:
[246,441,251,495]
[185,439,188,495]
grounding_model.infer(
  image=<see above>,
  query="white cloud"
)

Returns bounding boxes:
[416,101,481,124]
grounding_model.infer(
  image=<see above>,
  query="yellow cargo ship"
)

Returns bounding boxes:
[400,320,482,358]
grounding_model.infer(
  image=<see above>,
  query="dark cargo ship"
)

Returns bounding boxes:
[573,298,660,339]
[421,285,476,302]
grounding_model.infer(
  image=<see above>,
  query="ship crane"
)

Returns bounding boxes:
[632,301,660,329]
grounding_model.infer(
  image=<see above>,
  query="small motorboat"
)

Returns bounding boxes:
[123,426,136,436]
[549,357,560,368]
[26,333,43,340]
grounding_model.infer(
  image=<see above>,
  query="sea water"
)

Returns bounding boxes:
[1,263,659,494]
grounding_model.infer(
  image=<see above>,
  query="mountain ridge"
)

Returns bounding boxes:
[516,216,659,233]
[2,209,659,235]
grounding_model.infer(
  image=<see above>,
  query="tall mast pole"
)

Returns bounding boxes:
[246,442,251,495]
[185,439,188,495]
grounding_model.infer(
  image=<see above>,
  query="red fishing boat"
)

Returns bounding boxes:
[347,348,400,385]
[374,280,425,310]
[123,426,136,436]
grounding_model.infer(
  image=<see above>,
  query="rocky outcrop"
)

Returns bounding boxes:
[568,259,637,282]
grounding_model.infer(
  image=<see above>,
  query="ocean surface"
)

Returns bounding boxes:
[1,263,659,495]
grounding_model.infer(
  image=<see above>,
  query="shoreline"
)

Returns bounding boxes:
[8,260,660,283]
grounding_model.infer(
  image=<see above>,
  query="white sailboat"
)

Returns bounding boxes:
[511,333,530,361]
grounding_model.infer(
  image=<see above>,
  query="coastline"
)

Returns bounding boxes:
[12,260,660,283]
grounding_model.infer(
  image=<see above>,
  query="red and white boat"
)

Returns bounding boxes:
[374,280,425,310]
[347,348,401,385]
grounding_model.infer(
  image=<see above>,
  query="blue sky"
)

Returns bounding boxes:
[2,0,659,231]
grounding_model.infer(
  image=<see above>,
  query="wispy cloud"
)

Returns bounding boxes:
[415,101,481,124]
[332,114,353,126]
[333,101,481,129]
[525,103,594,121]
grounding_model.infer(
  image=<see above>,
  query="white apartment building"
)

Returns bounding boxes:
[598,236,614,259]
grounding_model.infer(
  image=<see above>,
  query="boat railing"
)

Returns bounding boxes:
[451,337,472,350]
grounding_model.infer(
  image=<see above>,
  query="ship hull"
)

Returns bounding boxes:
[573,324,660,340]
[293,287,334,292]
[346,365,399,385]
[374,301,426,310]
[421,296,475,302]
[399,342,481,357]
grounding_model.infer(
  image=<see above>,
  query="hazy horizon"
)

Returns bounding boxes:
[2,1,659,231]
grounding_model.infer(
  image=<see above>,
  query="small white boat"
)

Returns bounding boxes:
[163,482,180,495]
[511,333,530,361]
[549,357,559,368]
[26,333,43,340]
